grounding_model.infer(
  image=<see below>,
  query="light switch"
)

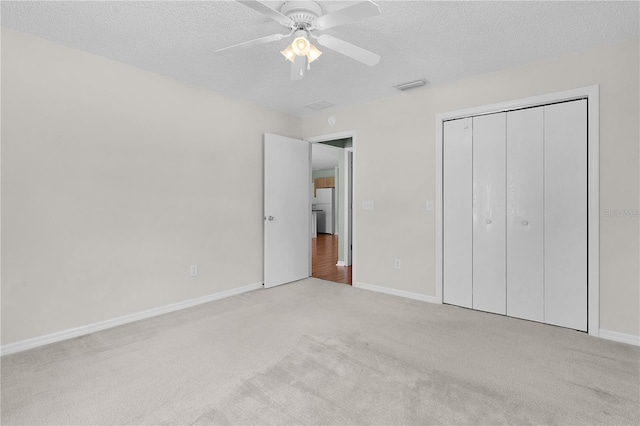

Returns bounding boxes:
[362,200,374,210]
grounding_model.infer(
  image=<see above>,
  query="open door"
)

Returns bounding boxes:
[264,133,310,288]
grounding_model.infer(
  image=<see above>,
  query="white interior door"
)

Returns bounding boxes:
[443,118,473,308]
[506,107,545,322]
[264,133,310,288]
[544,100,588,331]
[472,113,507,315]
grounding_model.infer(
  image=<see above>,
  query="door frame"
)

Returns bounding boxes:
[434,85,600,336]
[306,130,357,282]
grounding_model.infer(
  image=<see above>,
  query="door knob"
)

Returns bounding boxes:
[267,216,275,221]
[522,220,529,226]
[486,219,492,224]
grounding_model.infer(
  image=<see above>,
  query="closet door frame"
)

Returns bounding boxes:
[435,85,600,337]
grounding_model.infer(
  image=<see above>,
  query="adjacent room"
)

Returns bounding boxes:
[1,1,639,424]
[311,139,353,285]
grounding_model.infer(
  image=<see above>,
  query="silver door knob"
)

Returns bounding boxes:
[522,220,528,226]
[486,219,492,224]
[267,216,274,221]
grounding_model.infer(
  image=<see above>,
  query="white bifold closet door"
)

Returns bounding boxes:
[443,117,473,308]
[472,113,506,314]
[544,100,587,331]
[443,99,587,332]
[506,107,544,322]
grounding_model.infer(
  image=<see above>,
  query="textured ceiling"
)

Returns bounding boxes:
[2,1,638,117]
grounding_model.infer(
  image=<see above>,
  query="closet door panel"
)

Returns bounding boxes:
[472,113,507,315]
[443,118,473,308]
[544,100,587,331]
[506,107,544,322]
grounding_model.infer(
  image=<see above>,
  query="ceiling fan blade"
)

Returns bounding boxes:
[316,35,380,66]
[215,33,289,55]
[237,0,294,28]
[313,0,380,30]
[290,55,306,81]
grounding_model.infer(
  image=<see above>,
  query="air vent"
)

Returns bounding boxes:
[394,79,429,91]
[305,100,334,110]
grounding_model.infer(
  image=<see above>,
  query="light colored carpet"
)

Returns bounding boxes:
[1,278,639,425]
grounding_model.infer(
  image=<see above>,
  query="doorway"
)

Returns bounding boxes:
[310,136,354,285]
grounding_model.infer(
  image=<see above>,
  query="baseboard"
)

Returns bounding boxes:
[336,261,346,267]
[351,285,639,346]
[354,282,439,304]
[598,329,640,346]
[1,282,263,356]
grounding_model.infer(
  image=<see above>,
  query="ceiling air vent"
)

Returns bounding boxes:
[394,79,429,91]
[305,100,334,110]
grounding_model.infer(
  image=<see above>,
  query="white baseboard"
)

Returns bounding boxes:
[1,282,263,356]
[598,329,640,346]
[354,282,439,304]
[336,261,346,267]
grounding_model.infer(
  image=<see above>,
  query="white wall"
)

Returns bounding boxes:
[1,29,302,345]
[2,29,638,345]
[303,38,640,338]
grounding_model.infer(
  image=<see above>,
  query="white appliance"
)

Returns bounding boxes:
[316,188,335,234]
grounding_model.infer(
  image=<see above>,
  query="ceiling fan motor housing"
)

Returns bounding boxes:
[281,1,322,28]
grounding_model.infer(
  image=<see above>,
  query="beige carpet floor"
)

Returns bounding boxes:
[1,278,639,425]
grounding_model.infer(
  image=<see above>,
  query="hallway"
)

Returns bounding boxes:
[312,234,352,285]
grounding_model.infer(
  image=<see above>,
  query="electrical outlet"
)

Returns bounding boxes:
[394,258,401,269]
[190,265,198,277]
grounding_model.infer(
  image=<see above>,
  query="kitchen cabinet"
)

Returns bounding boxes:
[314,176,335,196]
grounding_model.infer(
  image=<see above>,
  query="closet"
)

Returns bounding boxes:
[443,99,587,331]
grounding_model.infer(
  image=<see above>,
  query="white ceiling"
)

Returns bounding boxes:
[2,1,638,117]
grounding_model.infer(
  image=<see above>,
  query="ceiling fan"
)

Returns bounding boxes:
[215,0,381,80]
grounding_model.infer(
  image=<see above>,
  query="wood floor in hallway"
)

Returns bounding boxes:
[312,234,352,285]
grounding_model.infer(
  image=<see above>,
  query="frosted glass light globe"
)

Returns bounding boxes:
[292,36,311,56]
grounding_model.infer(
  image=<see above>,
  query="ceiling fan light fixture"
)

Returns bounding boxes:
[281,45,296,63]
[218,0,382,80]
[292,35,311,55]
[282,30,322,65]
[307,44,322,63]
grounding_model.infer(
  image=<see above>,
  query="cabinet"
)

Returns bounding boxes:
[443,99,587,331]
[314,176,335,196]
